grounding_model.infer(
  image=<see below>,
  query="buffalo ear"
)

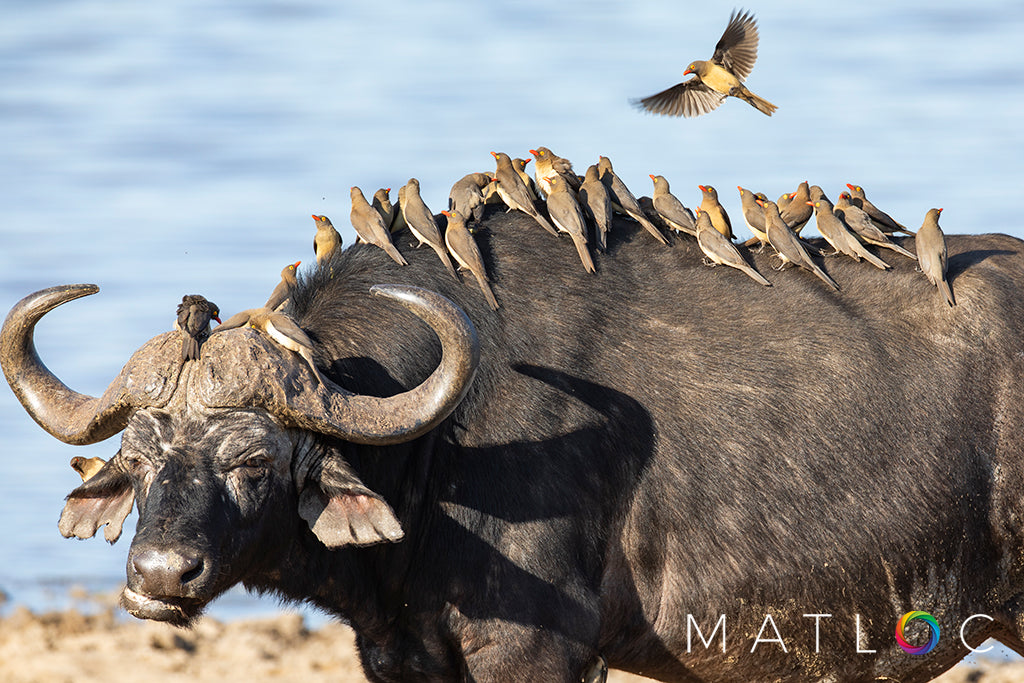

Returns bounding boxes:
[297,455,404,548]
[58,461,135,543]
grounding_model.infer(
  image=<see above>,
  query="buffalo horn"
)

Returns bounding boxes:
[1,284,184,445]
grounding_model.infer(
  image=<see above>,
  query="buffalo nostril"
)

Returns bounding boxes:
[131,548,206,597]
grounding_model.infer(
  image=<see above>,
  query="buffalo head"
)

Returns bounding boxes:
[1,283,479,625]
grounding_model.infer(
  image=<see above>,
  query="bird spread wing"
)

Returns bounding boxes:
[633,78,726,118]
[711,9,759,82]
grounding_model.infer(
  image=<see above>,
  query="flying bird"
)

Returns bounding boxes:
[634,9,777,118]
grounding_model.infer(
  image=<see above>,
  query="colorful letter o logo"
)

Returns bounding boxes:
[896,611,940,655]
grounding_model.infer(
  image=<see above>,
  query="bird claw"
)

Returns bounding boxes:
[701,258,717,268]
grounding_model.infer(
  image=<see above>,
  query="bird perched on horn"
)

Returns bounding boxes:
[634,9,776,118]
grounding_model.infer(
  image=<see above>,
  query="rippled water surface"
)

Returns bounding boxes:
[2,0,1023,641]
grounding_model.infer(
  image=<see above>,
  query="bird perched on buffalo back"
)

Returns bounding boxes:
[546,175,596,274]
[695,207,771,286]
[737,186,769,251]
[311,214,343,264]
[649,175,697,236]
[834,192,917,261]
[807,195,890,271]
[442,209,499,311]
[530,147,581,197]
[399,178,459,279]
[596,156,668,245]
[448,172,492,224]
[762,199,839,291]
[845,183,914,235]
[490,151,559,236]
[512,158,539,201]
[698,185,734,241]
[578,164,613,252]
[780,181,812,234]
[634,9,776,118]
[350,186,409,266]
[265,261,301,311]
[372,188,395,230]
[176,294,220,361]
[916,208,955,307]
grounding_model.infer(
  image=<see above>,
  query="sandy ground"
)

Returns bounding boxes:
[0,596,1019,683]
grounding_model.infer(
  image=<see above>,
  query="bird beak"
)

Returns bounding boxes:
[213,316,222,324]
[805,201,814,207]
[683,68,692,76]
[528,149,538,157]
[311,214,318,220]
[698,185,707,192]
[756,200,764,207]
[938,208,943,213]
[293,261,302,268]
[490,151,498,159]
[385,187,391,193]
[845,183,855,191]
[441,210,450,217]
[649,174,656,181]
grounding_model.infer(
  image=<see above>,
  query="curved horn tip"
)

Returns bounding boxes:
[5,284,100,323]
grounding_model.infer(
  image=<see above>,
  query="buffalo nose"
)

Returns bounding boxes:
[130,548,206,597]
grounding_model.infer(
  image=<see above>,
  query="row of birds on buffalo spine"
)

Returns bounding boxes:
[168,6,955,389]
[303,146,954,309]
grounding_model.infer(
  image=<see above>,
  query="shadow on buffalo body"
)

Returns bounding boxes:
[357,365,687,676]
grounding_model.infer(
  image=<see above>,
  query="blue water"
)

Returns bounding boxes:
[2,0,1023,662]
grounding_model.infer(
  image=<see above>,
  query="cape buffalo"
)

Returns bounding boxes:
[5,208,1024,682]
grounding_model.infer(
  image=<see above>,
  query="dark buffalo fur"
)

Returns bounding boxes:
[69,205,1024,681]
